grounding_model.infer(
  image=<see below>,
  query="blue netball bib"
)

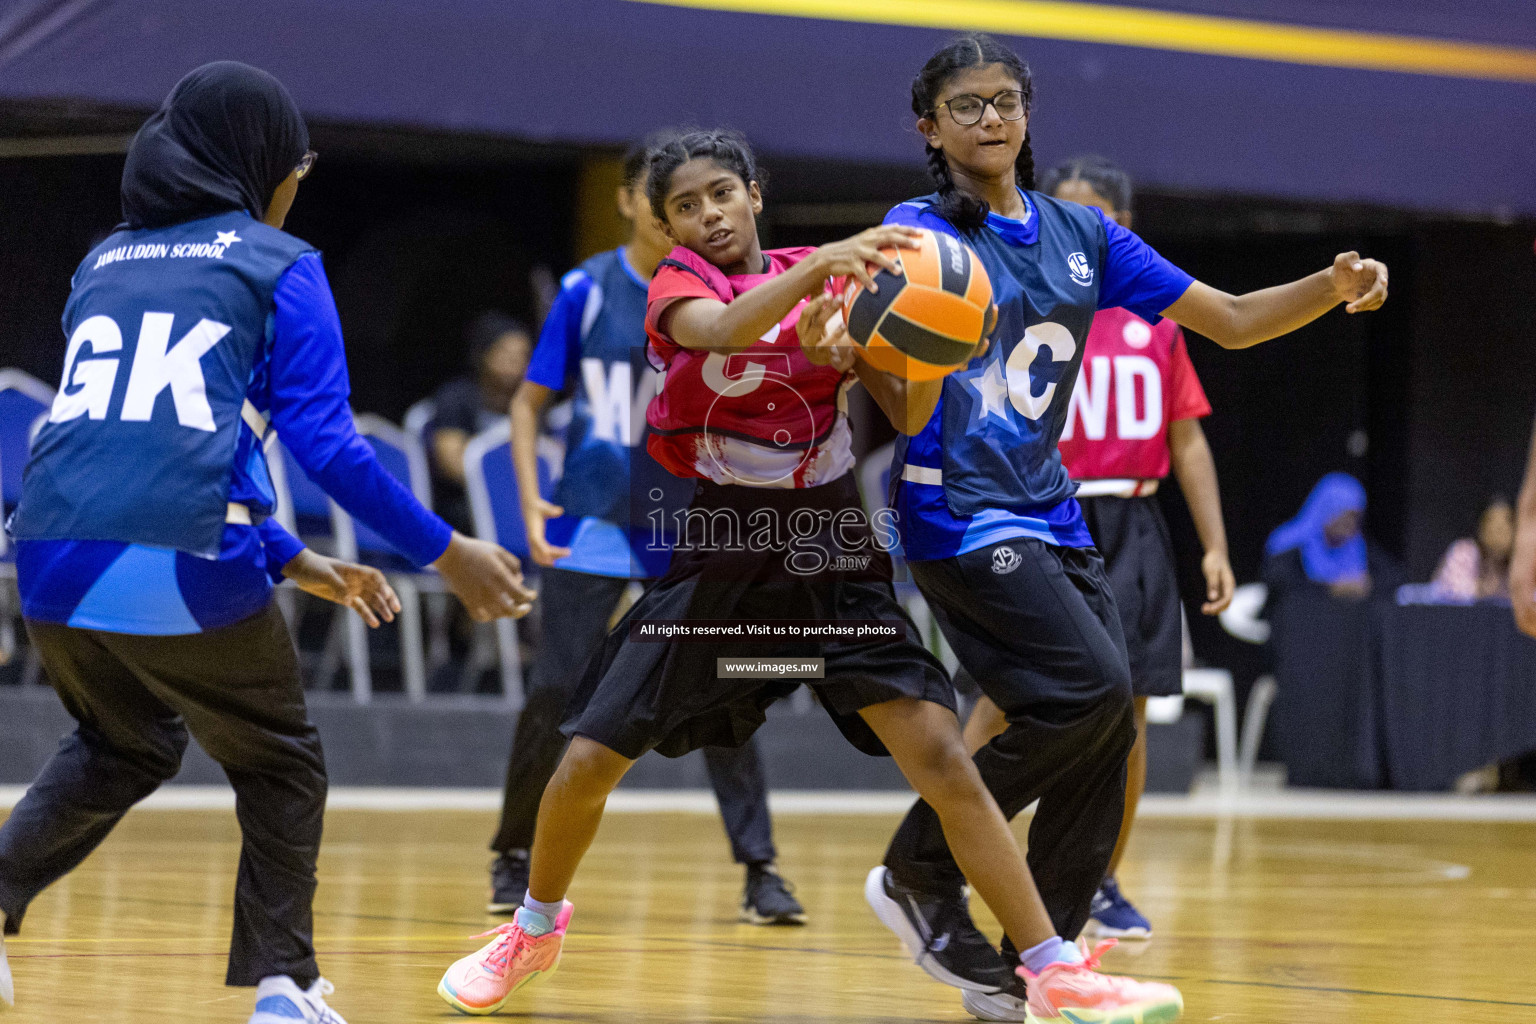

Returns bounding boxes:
[12,211,313,557]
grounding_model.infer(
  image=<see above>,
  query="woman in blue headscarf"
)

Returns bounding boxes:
[1262,473,1403,787]
[1264,472,1372,598]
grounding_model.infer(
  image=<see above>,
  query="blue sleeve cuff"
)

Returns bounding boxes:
[257,518,307,583]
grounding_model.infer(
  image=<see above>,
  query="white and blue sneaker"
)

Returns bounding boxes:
[249,976,347,1024]
[1085,877,1152,939]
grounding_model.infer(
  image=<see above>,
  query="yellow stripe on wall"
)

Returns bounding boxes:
[626,0,1536,84]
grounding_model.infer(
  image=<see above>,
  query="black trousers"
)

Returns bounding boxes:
[883,539,1135,942]
[0,604,325,988]
[490,568,776,865]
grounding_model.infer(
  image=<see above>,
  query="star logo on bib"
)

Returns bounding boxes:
[214,230,242,247]
[964,355,1019,436]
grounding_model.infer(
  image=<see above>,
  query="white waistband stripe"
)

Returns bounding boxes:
[1075,478,1160,498]
[225,503,253,526]
[901,464,943,486]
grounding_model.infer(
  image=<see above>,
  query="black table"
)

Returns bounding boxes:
[1376,603,1536,791]
[1268,597,1536,791]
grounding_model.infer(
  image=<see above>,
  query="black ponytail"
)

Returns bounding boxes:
[911,33,1035,233]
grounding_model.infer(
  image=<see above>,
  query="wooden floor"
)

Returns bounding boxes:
[2,806,1534,1022]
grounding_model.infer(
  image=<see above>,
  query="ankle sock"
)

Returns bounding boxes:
[518,892,564,936]
[1020,935,1082,973]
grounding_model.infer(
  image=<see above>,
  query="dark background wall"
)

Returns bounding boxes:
[2,140,1533,665]
[0,142,580,421]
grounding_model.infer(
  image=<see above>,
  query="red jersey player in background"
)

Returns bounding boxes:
[964,155,1236,941]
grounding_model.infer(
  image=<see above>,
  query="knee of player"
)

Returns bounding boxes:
[552,736,633,793]
[130,723,190,783]
[902,732,982,800]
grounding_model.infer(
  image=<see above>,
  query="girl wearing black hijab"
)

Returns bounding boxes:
[0,62,536,1024]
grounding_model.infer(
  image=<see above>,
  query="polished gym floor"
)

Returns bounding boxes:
[1,800,1533,1022]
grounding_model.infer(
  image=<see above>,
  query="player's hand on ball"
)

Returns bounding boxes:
[813,225,923,293]
[799,293,856,371]
[282,550,400,628]
[1331,251,1388,313]
[433,532,537,621]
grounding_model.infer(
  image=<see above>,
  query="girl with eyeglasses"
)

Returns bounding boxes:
[434,127,1169,1021]
[860,33,1389,1024]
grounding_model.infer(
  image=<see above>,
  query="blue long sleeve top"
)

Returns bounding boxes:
[17,253,453,634]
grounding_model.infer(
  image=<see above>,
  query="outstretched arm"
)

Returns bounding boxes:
[1163,251,1389,350]
[1168,418,1234,615]
[662,226,920,353]
[1512,412,1536,637]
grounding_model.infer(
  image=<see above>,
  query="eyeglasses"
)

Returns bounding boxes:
[295,150,319,181]
[934,90,1027,127]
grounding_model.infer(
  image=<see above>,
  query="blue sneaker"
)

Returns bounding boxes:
[1085,877,1152,939]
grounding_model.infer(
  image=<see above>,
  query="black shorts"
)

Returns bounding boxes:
[911,538,1132,713]
[1078,495,1184,697]
[562,474,955,760]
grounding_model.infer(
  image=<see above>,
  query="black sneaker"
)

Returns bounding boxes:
[863,866,1015,993]
[960,975,1030,1022]
[740,863,807,925]
[486,851,529,914]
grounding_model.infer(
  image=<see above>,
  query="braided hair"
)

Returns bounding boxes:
[1039,155,1133,215]
[646,128,765,224]
[911,34,1036,233]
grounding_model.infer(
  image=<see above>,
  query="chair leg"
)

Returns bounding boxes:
[1239,675,1279,790]
[1211,675,1239,794]
[458,621,495,694]
[21,646,44,687]
[494,617,524,710]
[316,606,345,692]
[1184,669,1239,794]
[273,585,299,628]
[345,606,372,704]
[0,582,15,667]
[425,592,452,676]
[394,577,426,702]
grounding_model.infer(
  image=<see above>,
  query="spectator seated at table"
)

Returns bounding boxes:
[1427,496,1514,603]
[1262,472,1405,788]
[1263,472,1401,602]
[427,312,532,534]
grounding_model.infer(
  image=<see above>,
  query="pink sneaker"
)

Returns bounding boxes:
[1021,939,1183,1024]
[437,902,574,1015]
